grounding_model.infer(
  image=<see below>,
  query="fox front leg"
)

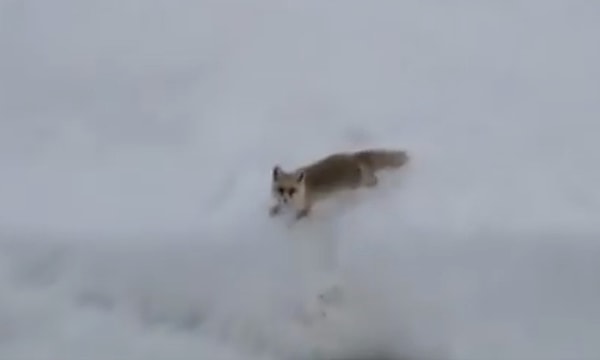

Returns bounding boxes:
[294,196,312,220]
[269,203,282,217]
[295,207,310,220]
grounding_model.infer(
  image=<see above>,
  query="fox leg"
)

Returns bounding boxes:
[296,208,310,220]
[295,197,312,220]
[269,203,282,216]
[359,165,378,187]
[296,202,312,219]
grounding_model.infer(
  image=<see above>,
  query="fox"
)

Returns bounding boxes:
[269,148,409,220]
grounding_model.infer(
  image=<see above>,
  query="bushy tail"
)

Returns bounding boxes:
[353,148,409,171]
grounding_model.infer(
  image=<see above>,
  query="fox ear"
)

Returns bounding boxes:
[296,171,305,183]
[272,165,282,180]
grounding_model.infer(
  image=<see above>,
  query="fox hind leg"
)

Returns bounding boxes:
[359,165,378,187]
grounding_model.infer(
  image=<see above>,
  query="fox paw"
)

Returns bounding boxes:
[269,204,281,217]
[317,284,344,306]
[295,208,310,220]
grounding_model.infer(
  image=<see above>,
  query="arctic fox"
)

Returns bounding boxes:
[269,148,409,219]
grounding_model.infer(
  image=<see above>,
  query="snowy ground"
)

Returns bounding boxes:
[1,0,600,359]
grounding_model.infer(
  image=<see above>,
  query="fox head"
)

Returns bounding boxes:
[271,165,306,210]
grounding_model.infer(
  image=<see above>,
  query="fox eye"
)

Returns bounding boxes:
[277,187,285,195]
[288,188,296,196]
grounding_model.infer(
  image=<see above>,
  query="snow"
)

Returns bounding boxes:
[1,0,600,359]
